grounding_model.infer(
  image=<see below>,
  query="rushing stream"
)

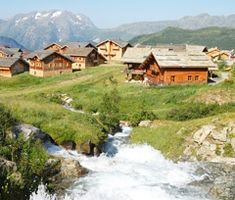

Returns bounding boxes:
[30,126,212,200]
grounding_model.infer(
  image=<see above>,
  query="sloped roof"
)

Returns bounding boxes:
[0,47,23,57]
[97,39,131,48]
[186,45,207,52]
[44,42,96,50]
[151,50,216,68]
[122,47,152,64]
[0,57,23,68]
[64,47,95,57]
[26,50,73,62]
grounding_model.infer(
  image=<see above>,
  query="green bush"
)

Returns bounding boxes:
[72,101,83,110]
[166,103,235,121]
[0,136,49,200]
[223,143,235,157]
[98,87,121,132]
[130,110,157,126]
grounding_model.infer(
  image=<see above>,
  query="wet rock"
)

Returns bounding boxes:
[12,124,56,145]
[61,140,76,150]
[193,125,215,144]
[138,120,152,127]
[60,158,88,178]
[77,140,98,156]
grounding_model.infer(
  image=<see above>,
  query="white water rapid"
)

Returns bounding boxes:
[30,126,212,200]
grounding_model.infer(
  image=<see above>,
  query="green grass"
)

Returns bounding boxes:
[130,112,235,160]
[0,64,234,153]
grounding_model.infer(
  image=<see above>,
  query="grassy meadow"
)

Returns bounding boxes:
[0,64,234,158]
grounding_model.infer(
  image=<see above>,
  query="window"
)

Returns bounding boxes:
[171,76,175,82]
[188,76,192,81]
[195,76,199,81]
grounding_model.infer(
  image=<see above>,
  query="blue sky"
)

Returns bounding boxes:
[1,0,235,28]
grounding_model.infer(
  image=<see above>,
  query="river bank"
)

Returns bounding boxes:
[29,125,235,200]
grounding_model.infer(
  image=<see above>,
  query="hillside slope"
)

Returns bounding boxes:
[130,27,235,50]
[0,36,26,49]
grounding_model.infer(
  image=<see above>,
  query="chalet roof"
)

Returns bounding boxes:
[64,47,95,57]
[26,50,73,62]
[44,42,96,50]
[186,45,208,52]
[155,44,186,52]
[122,47,152,64]
[150,50,216,69]
[97,39,131,48]
[0,47,23,57]
[0,57,22,68]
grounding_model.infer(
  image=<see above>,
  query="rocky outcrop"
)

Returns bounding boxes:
[192,163,235,200]
[12,124,56,145]
[0,157,17,174]
[183,122,235,164]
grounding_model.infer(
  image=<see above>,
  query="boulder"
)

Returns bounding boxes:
[211,128,227,143]
[0,157,17,173]
[193,125,215,144]
[12,124,56,145]
[138,120,152,127]
[60,158,88,178]
[197,141,217,160]
[61,140,76,150]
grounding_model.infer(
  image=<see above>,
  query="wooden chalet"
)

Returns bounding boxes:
[127,50,216,85]
[0,57,29,77]
[63,47,107,70]
[0,47,23,58]
[44,42,97,54]
[27,50,73,77]
[96,39,132,62]
[207,48,230,61]
[122,47,152,69]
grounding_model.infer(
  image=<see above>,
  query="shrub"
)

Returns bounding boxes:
[98,87,121,132]
[72,101,83,110]
[223,143,235,157]
[130,110,157,126]
[166,103,235,121]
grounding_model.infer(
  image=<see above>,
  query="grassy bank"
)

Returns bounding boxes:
[0,64,234,153]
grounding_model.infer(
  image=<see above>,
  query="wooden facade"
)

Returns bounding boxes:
[27,51,73,77]
[127,52,216,85]
[64,48,106,70]
[0,58,29,77]
[97,39,132,62]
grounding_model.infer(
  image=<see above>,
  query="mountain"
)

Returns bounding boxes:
[1,12,235,50]
[109,14,235,40]
[0,36,26,49]
[0,10,98,50]
[130,27,235,50]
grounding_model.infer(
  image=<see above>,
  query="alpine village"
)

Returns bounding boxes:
[0,8,235,200]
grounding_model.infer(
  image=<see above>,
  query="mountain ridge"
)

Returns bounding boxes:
[130,26,235,50]
[0,11,235,50]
